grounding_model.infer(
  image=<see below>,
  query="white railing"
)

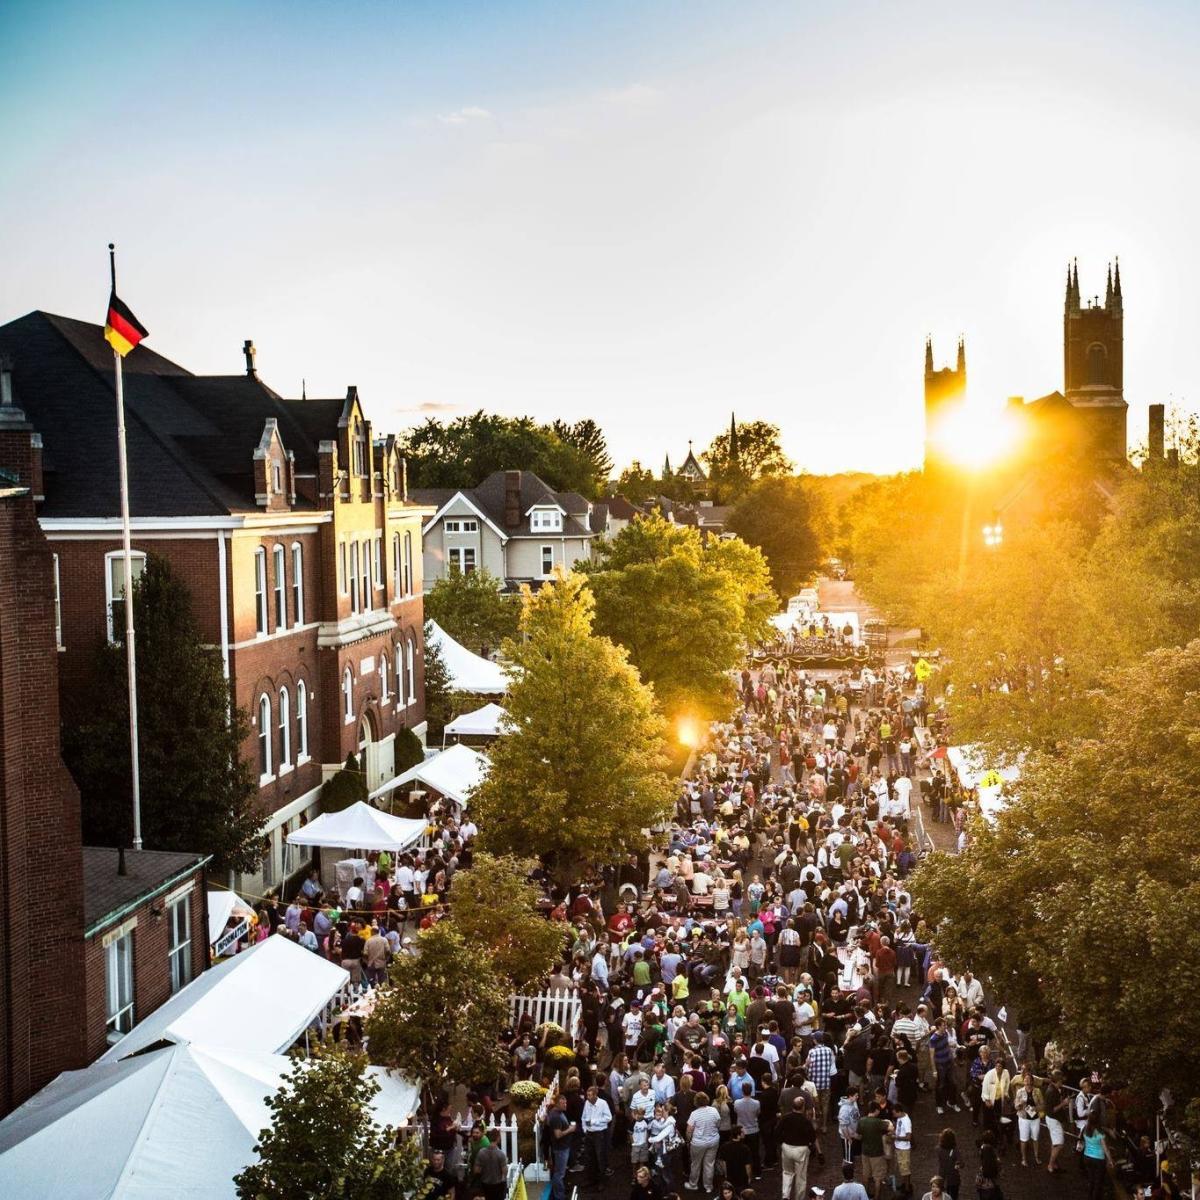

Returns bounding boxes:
[510,991,582,1041]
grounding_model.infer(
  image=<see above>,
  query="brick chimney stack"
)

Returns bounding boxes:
[504,470,522,528]
[1148,404,1165,460]
[243,339,257,378]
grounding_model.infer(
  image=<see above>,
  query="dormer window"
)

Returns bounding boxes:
[352,421,368,476]
[272,461,282,493]
[530,507,563,532]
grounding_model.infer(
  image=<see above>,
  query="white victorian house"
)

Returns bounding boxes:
[413,469,601,590]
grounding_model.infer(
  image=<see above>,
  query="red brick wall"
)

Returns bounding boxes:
[82,875,207,1063]
[0,431,88,1116]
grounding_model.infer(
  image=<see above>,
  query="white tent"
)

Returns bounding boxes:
[425,620,509,694]
[0,1043,420,1200]
[946,743,1022,818]
[444,702,510,740]
[207,889,255,954]
[285,801,428,853]
[375,743,489,808]
[99,934,349,1064]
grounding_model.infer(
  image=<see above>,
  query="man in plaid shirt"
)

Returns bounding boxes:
[805,1035,837,1131]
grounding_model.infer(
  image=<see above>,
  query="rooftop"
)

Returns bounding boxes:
[83,846,211,936]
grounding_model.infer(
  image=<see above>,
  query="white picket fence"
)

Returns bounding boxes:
[510,991,582,1041]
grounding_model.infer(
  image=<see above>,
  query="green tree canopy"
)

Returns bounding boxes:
[912,639,1200,1115]
[613,461,658,506]
[365,923,509,1100]
[399,411,604,497]
[422,620,453,737]
[424,567,519,658]
[234,1046,430,1200]
[586,515,771,721]
[448,852,566,990]
[550,418,614,495]
[471,571,674,884]
[702,419,791,502]
[726,475,824,599]
[63,553,261,873]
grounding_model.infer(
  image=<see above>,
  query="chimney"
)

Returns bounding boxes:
[1148,404,1165,460]
[1167,447,1180,469]
[0,355,12,408]
[243,339,257,377]
[504,470,522,528]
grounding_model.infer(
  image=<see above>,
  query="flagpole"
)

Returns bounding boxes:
[110,243,143,852]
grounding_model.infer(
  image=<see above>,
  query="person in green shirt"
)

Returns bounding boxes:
[857,1103,893,1197]
[728,978,750,1018]
[632,949,653,987]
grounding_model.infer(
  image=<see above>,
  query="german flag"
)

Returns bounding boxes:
[103,291,149,357]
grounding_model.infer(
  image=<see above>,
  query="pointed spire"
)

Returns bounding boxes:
[1114,256,1122,301]
[729,413,740,466]
[1065,262,1073,303]
[956,337,966,374]
[1106,262,1113,305]
[301,377,307,401]
[925,336,934,374]
[663,452,672,477]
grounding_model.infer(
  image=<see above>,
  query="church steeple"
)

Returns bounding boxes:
[729,413,740,467]
[663,452,672,477]
[925,336,933,375]
[956,337,966,373]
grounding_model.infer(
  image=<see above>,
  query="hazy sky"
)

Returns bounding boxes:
[3,0,1197,474]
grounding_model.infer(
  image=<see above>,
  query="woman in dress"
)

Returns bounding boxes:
[777,918,803,985]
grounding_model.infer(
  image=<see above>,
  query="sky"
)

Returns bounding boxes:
[3,0,1198,475]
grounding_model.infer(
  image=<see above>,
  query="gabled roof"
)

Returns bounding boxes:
[420,470,596,539]
[419,489,510,542]
[0,311,380,517]
[83,846,210,936]
[606,494,644,520]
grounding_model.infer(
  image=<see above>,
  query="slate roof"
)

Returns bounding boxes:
[605,494,644,520]
[82,846,210,935]
[0,311,350,518]
[417,470,596,538]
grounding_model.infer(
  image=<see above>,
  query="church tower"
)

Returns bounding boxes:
[923,336,967,468]
[1063,259,1127,460]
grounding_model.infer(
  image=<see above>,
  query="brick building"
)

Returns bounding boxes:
[0,312,433,897]
[0,406,208,1116]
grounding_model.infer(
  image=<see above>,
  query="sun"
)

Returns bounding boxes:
[930,404,1019,469]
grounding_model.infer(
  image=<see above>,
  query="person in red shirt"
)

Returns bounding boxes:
[872,936,898,1007]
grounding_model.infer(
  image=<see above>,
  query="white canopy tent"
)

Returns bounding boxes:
[946,743,1022,819]
[285,801,427,853]
[768,609,860,643]
[444,702,510,740]
[374,743,490,808]
[0,1043,420,1200]
[99,934,349,1064]
[207,889,255,955]
[425,620,509,694]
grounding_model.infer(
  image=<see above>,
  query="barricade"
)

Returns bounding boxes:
[510,991,582,1041]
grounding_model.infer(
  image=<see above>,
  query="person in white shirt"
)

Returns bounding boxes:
[591,948,609,991]
[581,1085,613,1180]
[956,971,985,1010]
[892,1105,913,1195]
[651,1063,677,1105]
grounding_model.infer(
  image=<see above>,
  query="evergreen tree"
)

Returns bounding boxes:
[64,554,261,873]
[234,1046,431,1200]
[726,475,824,599]
[424,567,519,657]
[319,752,368,814]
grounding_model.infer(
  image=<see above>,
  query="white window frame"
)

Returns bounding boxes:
[395,645,404,709]
[272,461,282,494]
[404,531,414,595]
[296,679,309,763]
[444,518,480,534]
[279,686,292,771]
[291,542,304,625]
[52,552,63,649]
[541,544,555,576]
[448,546,476,574]
[258,693,273,781]
[530,508,563,532]
[406,636,416,707]
[338,538,348,594]
[392,532,401,600]
[360,538,371,611]
[261,831,276,889]
[373,534,383,590]
[272,543,286,631]
[253,547,268,636]
[105,549,146,644]
[343,666,354,724]
[349,542,360,613]
[105,927,134,1043]
[167,892,192,993]
[380,654,391,705]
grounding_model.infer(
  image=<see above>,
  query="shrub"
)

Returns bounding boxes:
[509,1080,548,1108]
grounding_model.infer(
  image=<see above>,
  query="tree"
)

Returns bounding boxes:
[63,554,261,873]
[471,571,674,884]
[234,1045,430,1200]
[551,418,614,495]
[702,419,791,502]
[448,852,566,990]
[911,639,1200,1117]
[319,752,368,814]
[586,515,768,721]
[366,923,509,1102]
[613,461,659,507]
[422,620,453,736]
[726,475,824,599]
[399,411,601,496]
[424,568,519,658]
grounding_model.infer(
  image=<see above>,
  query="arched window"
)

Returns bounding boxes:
[258,693,272,778]
[404,531,414,596]
[272,544,286,631]
[349,542,360,613]
[1087,343,1107,385]
[296,679,309,760]
[395,644,404,709]
[291,542,304,624]
[392,533,401,600]
[406,636,416,706]
[380,654,390,703]
[279,687,291,768]
[343,667,354,723]
[254,547,268,635]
